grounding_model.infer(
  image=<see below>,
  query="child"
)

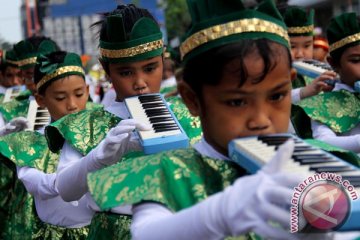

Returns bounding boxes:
[0,51,95,239]
[0,37,59,131]
[299,12,360,153]
[43,4,199,239]
[282,6,336,103]
[85,0,311,239]
[313,36,330,62]
[0,49,23,91]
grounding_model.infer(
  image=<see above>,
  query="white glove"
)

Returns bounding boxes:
[85,118,152,171]
[0,117,29,136]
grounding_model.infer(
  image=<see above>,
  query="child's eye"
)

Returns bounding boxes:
[144,66,156,73]
[349,58,360,63]
[76,93,84,98]
[269,92,286,101]
[55,97,65,101]
[226,99,246,107]
[119,70,133,77]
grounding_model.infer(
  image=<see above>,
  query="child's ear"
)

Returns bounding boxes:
[177,81,200,117]
[34,93,46,108]
[290,67,297,82]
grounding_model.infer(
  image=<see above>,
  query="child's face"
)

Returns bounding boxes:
[163,58,175,80]
[106,56,163,101]
[36,75,89,121]
[21,67,36,93]
[2,66,22,87]
[290,36,313,61]
[336,44,360,87]
[182,46,293,156]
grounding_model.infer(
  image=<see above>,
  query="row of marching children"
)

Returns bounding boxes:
[0,0,359,239]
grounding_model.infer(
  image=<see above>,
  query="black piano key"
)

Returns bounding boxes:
[138,95,162,103]
[295,158,337,165]
[310,166,354,173]
[153,123,178,129]
[142,103,166,109]
[154,126,179,132]
[145,108,169,115]
[149,117,174,123]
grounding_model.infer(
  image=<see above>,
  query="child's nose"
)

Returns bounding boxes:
[247,108,271,131]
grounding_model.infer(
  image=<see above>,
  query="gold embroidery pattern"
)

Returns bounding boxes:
[298,90,360,133]
[100,40,163,59]
[0,131,59,173]
[36,66,85,90]
[287,25,314,34]
[330,32,360,52]
[16,57,37,67]
[168,96,202,145]
[88,149,240,211]
[180,18,289,59]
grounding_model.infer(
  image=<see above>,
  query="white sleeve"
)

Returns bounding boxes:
[0,113,6,129]
[56,142,89,202]
[291,88,301,104]
[311,120,360,153]
[131,199,226,240]
[17,166,58,200]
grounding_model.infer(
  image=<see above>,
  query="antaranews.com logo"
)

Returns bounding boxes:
[290,172,358,232]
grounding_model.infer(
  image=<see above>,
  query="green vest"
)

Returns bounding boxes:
[0,99,29,122]
[298,89,360,133]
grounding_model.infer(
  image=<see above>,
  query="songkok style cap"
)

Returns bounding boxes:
[180,0,289,63]
[327,12,360,55]
[13,38,59,70]
[35,52,85,91]
[99,15,163,63]
[313,36,329,52]
[283,7,314,36]
[4,49,19,67]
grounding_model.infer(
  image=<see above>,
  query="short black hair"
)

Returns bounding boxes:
[92,4,158,73]
[183,39,292,96]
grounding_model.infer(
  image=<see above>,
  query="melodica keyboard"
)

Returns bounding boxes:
[124,94,189,154]
[228,134,359,231]
[3,85,26,103]
[293,59,339,86]
[26,100,50,131]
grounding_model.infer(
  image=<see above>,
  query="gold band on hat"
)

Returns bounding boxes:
[17,57,37,67]
[36,66,85,90]
[287,25,314,34]
[180,18,289,59]
[330,32,360,53]
[6,59,19,66]
[100,39,163,59]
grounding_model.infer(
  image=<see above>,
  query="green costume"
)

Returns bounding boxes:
[0,51,97,239]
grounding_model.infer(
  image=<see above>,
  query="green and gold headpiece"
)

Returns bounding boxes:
[283,7,314,36]
[327,12,360,55]
[4,49,19,67]
[180,0,289,63]
[13,39,58,70]
[35,52,85,91]
[99,15,163,63]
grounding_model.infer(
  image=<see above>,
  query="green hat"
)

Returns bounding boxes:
[180,0,289,63]
[35,52,85,91]
[283,7,314,36]
[4,49,19,67]
[327,12,360,55]
[13,38,58,70]
[99,15,163,63]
